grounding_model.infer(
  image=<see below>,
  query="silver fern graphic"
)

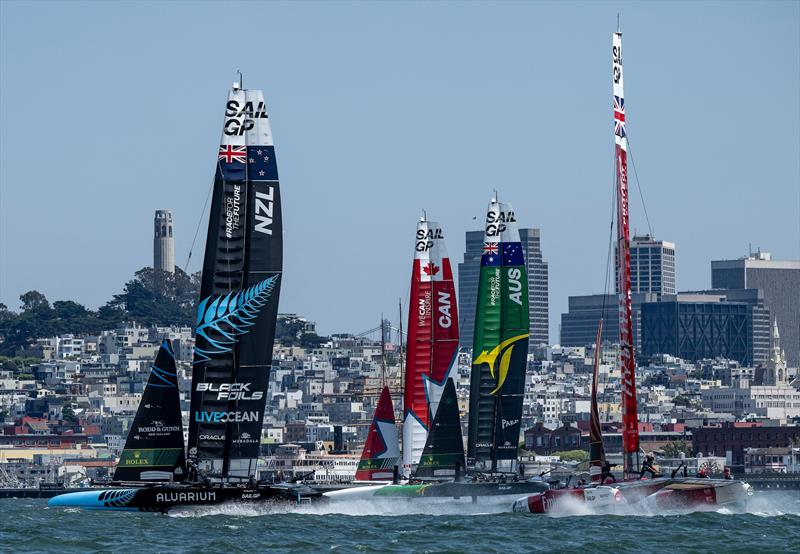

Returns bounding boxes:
[193,276,278,361]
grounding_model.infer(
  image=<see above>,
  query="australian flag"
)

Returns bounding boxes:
[502,242,524,266]
[216,145,279,181]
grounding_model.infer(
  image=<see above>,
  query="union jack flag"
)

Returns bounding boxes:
[482,242,498,255]
[613,95,626,138]
[218,144,247,164]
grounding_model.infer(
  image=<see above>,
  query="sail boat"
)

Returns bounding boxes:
[327,207,547,503]
[50,79,321,512]
[513,27,751,514]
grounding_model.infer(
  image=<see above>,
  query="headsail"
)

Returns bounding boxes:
[589,320,606,482]
[415,379,466,479]
[114,339,186,482]
[355,386,400,481]
[467,198,529,469]
[613,31,640,477]
[187,82,282,479]
[402,217,459,470]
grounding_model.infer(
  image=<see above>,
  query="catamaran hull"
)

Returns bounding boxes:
[642,480,752,511]
[48,483,323,512]
[512,478,673,514]
[326,480,549,504]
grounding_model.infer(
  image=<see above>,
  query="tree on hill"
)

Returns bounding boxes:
[104,267,200,327]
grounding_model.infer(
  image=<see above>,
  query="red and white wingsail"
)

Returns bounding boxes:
[355,386,400,481]
[402,217,459,470]
[613,30,640,478]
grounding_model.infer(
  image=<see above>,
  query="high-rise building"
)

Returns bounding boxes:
[640,289,771,366]
[458,228,549,350]
[153,209,175,274]
[616,234,676,299]
[559,292,656,351]
[711,252,800,366]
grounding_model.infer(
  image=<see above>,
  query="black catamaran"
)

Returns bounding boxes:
[50,79,321,512]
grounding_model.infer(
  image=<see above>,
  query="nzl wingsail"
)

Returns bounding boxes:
[467,198,529,471]
[355,386,400,481]
[402,217,459,471]
[187,80,283,480]
[114,339,186,482]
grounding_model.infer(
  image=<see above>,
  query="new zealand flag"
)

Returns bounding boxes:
[216,145,279,181]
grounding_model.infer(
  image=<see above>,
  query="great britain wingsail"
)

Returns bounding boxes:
[467,197,529,471]
[402,216,459,471]
[50,79,322,512]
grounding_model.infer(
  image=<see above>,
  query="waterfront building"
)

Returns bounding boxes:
[559,292,656,350]
[692,423,800,471]
[711,252,800,366]
[153,209,175,273]
[616,234,676,299]
[458,228,549,349]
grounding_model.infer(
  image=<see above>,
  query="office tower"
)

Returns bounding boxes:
[712,252,800,366]
[640,289,771,366]
[616,234,676,299]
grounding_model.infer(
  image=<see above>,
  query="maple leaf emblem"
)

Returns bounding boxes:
[423,262,440,276]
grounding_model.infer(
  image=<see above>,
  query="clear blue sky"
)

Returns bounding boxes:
[1,1,798,340]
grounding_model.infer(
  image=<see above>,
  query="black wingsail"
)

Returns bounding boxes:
[187,83,282,479]
[114,339,186,482]
[415,379,466,479]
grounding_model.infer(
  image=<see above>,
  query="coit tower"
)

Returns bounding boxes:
[153,209,175,273]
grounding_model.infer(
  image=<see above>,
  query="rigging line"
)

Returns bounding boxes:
[183,177,214,273]
[625,132,654,238]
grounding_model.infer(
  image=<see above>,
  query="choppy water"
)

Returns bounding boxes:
[2,492,799,553]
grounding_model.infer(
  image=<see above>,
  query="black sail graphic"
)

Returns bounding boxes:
[114,339,186,482]
[415,379,466,479]
[187,84,282,479]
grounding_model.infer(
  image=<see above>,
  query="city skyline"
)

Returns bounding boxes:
[1,2,798,340]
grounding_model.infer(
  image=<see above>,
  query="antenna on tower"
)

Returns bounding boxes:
[617,13,621,33]
[237,70,243,90]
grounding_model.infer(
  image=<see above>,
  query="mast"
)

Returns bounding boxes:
[613,30,640,478]
[187,80,282,480]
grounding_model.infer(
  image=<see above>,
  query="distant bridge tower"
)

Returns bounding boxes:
[154,209,175,274]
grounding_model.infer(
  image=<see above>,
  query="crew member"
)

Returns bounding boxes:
[697,468,709,479]
[723,467,733,480]
[639,453,662,479]
[601,460,617,484]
